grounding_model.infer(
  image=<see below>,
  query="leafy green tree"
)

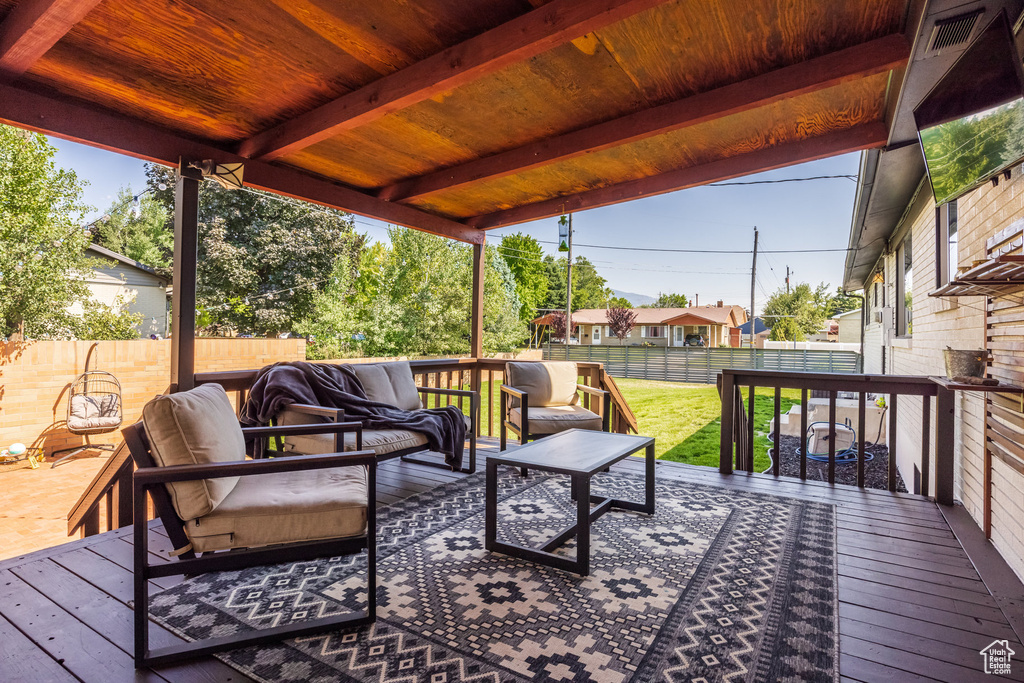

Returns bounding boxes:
[75,293,143,340]
[93,186,172,271]
[498,233,547,322]
[824,286,861,317]
[0,125,93,339]
[542,255,611,311]
[643,292,689,308]
[295,256,359,360]
[762,282,830,341]
[605,295,633,309]
[147,165,364,336]
[344,228,524,356]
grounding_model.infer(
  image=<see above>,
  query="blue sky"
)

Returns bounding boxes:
[50,137,860,310]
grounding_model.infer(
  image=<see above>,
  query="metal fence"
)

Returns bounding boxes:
[543,344,862,384]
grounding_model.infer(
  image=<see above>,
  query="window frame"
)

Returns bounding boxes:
[897,235,913,337]
[935,200,959,287]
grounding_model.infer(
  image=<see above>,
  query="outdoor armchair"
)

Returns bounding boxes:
[500,361,610,457]
[123,383,376,668]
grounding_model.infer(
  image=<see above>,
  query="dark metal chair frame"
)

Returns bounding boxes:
[123,420,376,669]
[282,384,479,473]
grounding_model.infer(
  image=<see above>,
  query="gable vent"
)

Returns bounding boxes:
[927,10,983,53]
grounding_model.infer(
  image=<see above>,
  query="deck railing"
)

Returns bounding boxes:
[67,357,637,538]
[718,369,954,503]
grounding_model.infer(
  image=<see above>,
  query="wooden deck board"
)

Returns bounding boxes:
[1,440,1022,683]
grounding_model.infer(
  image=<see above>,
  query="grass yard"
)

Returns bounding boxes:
[453,376,800,472]
[614,378,801,471]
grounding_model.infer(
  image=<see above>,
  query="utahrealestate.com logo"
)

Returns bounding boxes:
[980,640,1015,675]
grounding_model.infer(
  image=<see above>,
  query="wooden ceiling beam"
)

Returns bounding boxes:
[379,33,910,203]
[0,83,483,244]
[468,122,889,229]
[237,0,673,161]
[0,0,102,78]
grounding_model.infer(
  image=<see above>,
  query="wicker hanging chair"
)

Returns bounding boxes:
[51,343,123,468]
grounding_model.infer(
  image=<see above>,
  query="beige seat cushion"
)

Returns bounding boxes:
[506,362,579,407]
[284,427,429,456]
[350,361,421,411]
[277,405,469,456]
[510,404,603,434]
[69,393,121,430]
[185,466,367,553]
[141,384,243,521]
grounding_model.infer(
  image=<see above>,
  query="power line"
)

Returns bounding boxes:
[534,239,851,254]
[706,174,857,186]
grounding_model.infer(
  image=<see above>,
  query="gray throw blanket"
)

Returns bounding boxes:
[242,362,465,470]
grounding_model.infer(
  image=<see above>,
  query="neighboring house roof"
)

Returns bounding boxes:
[86,244,169,285]
[533,305,747,327]
[736,317,771,335]
[833,308,862,320]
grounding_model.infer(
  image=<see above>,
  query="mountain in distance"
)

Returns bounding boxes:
[611,289,656,307]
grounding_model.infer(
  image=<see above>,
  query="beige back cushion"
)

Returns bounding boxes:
[141,383,244,521]
[351,361,421,411]
[506,361,579,407]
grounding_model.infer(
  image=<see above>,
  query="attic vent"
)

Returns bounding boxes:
[927,10,983,53]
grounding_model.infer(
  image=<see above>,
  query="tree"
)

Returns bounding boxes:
[605,295,632,309]
[606,306,637,345]
[92,186,171,271]
[762,282,830,341]
[497,233,547,322]
[541,255,611,311]
[75,293,143,340]
[345,228,524,356]
[146,164,364,336]
[643,292,688,308]
[824,286,861,317]
[0,125,93,339]
[548,310,577,342]
[294,256,359,360]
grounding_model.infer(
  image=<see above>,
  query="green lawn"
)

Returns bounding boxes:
[614,378,801,471]
[456,376,800,472]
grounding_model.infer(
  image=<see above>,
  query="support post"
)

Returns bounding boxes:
[719,370,734,474]
[470,240,485,359]
[936,388,955,505]
[170,161,202,393]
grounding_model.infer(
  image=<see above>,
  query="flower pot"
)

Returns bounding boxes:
[943,348,988,379]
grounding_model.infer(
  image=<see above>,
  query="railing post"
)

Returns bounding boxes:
[936,388,955,505]
[719,371,735,474]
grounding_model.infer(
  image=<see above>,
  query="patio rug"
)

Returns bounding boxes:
[150,469,838,682]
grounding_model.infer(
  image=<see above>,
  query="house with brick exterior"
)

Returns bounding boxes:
[533,302,747,347]
[846,144,1024,581]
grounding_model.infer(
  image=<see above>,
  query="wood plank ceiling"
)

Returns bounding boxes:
[0,0,914,243]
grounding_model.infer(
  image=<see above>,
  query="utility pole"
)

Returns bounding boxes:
[786,266,791,294]
[749,227,758,348]
[565,214,573,342]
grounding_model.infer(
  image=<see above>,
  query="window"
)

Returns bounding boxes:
[643,325,662,338]
[936,200,959,286]
[897,236,913,336]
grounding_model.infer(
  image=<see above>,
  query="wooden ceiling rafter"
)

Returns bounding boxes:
[0,0,102,78]
[468,121,889,229]
[236,0,674,161]
[0,82,484,244]
[377,33,911,203]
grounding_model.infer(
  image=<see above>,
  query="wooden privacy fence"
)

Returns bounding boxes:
[545,344,862,383]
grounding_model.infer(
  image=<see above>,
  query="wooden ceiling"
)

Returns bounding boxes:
[0,0,916,243]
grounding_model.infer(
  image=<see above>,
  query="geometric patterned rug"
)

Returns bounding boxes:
[150,468,838,682]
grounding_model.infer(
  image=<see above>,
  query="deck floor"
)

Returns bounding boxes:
[2,438,1022,683]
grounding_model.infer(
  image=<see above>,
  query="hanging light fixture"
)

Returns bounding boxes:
[131,196,142,219]
[193,160,245,190]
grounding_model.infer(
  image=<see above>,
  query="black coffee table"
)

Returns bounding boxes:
[485,429,655,576]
